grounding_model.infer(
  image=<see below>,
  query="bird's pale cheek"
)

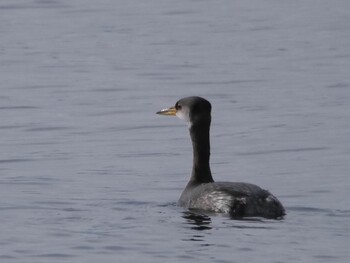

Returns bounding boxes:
[176,110,190,122]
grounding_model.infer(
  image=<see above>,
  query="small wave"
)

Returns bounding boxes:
[287,206,350,217]
[287,206,331,213]
[0,106,38,110]
[326,209,350,218]
[0,158,34,164]
[35,253,75,258]
[237,147,328,156]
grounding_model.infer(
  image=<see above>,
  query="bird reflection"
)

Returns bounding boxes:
[182,210,212,231]
[181,210,212,245]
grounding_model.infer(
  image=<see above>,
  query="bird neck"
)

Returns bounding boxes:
[188,120,214,185]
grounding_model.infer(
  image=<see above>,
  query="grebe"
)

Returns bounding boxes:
[157,96,285,219]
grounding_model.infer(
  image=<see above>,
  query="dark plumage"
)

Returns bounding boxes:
[157,96,285,219]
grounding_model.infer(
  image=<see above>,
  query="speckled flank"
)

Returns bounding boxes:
[190,191,235,213]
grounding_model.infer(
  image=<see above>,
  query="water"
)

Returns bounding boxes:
[1,0,349,262]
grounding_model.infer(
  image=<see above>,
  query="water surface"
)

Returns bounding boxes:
[1,0,349,262]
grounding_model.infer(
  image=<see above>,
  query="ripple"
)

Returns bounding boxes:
[35,253,75,258]
[326,209,350,218]
[0,158,34,164]
[89,88,127,93]
[182,211,212,231]
[287,206,335,215]
[237,147,329,156]
[0,125,26,130]
[0,106,38,110]
[25,126,71,132]
[71,246,95,250]
[326,82,350,89]
[0,255,16,259]
[0,176,59,186]
[103,245,130,251]
[184,79,265,86]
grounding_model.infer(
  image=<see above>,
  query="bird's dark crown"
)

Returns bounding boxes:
[176,96,211,124]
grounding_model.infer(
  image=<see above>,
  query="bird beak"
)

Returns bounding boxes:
[156,106,177,116]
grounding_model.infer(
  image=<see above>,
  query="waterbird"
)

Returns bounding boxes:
[157,96,285,219]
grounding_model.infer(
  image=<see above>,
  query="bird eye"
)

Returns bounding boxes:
[176,104,182,110]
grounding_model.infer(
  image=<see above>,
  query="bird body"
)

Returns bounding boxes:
[157,96,285,219]
[179,182,284,218]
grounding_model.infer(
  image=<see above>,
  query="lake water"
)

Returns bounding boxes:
[0,0,349,262]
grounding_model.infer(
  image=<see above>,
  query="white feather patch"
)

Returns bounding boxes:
[176,106,190,122]
[195,191,234,213]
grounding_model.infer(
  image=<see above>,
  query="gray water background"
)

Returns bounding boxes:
[1,0,349,262]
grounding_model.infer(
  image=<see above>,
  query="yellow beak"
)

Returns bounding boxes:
[156,106,177,116]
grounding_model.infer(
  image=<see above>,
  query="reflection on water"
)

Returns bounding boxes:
[181,211,212,246]
[182,211,212,231]
[181,209,274,231]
